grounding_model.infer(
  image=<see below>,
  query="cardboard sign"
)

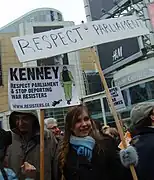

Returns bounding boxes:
[8,65,80,110]
[109,86,126,110]
[118,131,132,149]
[11,16,149,63]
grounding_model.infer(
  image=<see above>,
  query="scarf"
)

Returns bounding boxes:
[70,135,95,161]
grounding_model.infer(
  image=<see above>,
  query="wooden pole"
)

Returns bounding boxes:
[91,48,138,180]
[40,109,44,180]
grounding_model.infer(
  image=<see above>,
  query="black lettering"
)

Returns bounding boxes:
[27,68,35,80]
[11,83,14,88]
[50,34,58,47]
[52,82,58,86]
[11,94,21,99]
[52,66,59,79]
[10,68,18,81]
[33,37,42,50]
[115,22,124,31]
[122,21,132,29]
[72,27,83,40]
[92,24,100,35]
[126,20,134,29]
[98,24,106,34]
[112,24,119,31]
[44,93,47,98]
[108,24,116,32]
[134,19,143,27]
[57,32,68,45]
[23,94,28,99]
[44,67,52,79]
[119,100,123,104]
[36,67,44,80]
[19,68,26,80]
[112,98,116,102]
[131,19,140,28]
[102,24,111,33]
[66,30,77,43]
[18,39,35,55]
[112,94,118,98]
[42,35,52,49]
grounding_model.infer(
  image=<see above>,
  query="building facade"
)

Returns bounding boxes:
[0,8,94,130]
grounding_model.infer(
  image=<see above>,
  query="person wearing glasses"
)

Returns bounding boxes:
[45,118,62,142]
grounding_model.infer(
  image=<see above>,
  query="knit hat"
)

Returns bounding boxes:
[130,102,154,128]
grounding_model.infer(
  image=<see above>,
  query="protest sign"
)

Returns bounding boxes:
[109,86,126,110]
[11,15,149,63]
[8,65,79,110]
[118,131,132,150]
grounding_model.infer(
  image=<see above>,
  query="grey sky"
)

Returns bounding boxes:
[0,0,86,28]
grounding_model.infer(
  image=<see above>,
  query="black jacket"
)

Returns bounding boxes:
[56,135,132,180]
[131,127,154,180]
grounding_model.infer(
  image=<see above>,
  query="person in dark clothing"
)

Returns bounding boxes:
[55,105,137,180]
[60,66,75,105]
[0,128,36,180]
[128,102,154,180]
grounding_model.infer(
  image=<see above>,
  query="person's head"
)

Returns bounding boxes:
[63,66,68,72]
[129,102,154,134]
[64,105,98,139]
[9,111,39,135]
[0,129,12,162]
[45,118,60,137]
[58,105,98,179]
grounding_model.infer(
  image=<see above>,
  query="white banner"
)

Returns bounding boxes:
[11,16,149,63]
[8,65,80,110]
[109,86,126,110]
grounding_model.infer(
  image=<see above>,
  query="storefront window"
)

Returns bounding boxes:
[122,80,154,106]
[85,99,103,122]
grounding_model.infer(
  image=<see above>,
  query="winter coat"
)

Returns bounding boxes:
[131,127,154,180]
[7,111,57,180]
[54,135,132,180]
[0,168,17,180]
[0,167,34,180]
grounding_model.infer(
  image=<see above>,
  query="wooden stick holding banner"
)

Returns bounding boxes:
[91,48,138,180]
[40,109,44,180]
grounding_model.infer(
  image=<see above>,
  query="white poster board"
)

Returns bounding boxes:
[109,86,126,110]
[11,16,149,63]
[8,65,80,110]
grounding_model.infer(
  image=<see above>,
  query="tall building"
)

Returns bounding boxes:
[0,8,88,130]
[83,0,154,126]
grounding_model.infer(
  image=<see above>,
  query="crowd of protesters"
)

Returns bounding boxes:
[0,102,154,180]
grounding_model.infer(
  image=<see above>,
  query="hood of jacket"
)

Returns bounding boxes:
[9,110,40,135]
